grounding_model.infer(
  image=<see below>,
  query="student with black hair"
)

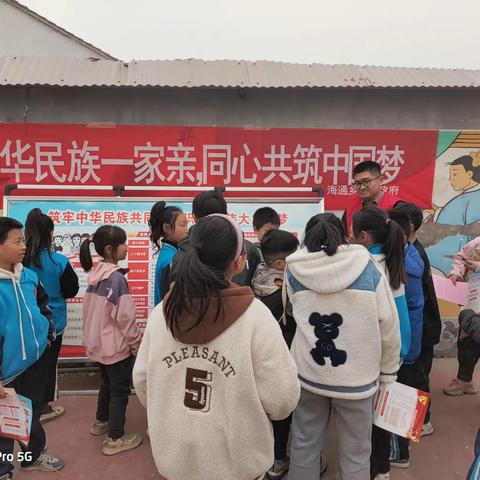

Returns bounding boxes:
[351,207,409,480]
[149,201,188,305]
[286,217,400,480]
[80,226,143,456]
[252,229,299,480]
[253,207,281,242]
[133,215,300,480]
[304,212,347,244]
[170,190,261,287]
[0,217,64,477]
[393,201,441,435]
[344,161,400,235]
[23,208,79,424]
[387,208,425,469]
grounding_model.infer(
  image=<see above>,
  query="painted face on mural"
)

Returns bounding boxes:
[448,164,477,192]
[352,171,383,201]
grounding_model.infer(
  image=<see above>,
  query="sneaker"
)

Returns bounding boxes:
[90,419,109,436]
[102,433,143,456]
[320,453,327,476]
[20,452,65,472]
[421,421,434,437]
[40,405,65,424]
[266,457,289,479]
[375,474,390,480]
[390,458,410,469]
[443,378,478,396]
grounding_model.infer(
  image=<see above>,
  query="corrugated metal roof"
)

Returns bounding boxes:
[5,0,118,60]
[1,56,480,88]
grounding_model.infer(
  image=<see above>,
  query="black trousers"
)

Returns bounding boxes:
[96,356,133,440]
[416,343,434,423]
[272,414,292,460]
[390,360,430,461]
[44,334,63,405]
[370,425,391,478]
[0,348,49,476]
[457,336,480,383]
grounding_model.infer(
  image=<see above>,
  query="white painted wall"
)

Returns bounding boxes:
[0,1,110,58]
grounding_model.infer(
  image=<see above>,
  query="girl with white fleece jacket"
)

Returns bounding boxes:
[286,218,400,480]
[133,214,300,480]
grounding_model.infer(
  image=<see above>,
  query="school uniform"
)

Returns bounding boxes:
[391,242,425,462]
[26,249,79,403]
[368,244,410,478]
[154,240,178,306]
[0,264,54,476]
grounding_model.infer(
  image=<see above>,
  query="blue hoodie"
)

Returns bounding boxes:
[27,250,72,335]
[154,241,177,306]
[0,264,52,384]
[369,244,411,359]
[403,243,425,364]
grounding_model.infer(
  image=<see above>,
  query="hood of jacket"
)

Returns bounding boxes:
[0,263,23,281]
[286,244,370,294]
[404,243,424,280]
[87,262,126,287]
[163,283,254,344]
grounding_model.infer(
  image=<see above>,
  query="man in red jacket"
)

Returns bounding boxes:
[344,161,400,235]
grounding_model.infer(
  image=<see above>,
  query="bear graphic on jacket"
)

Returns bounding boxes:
[309,312,347,367]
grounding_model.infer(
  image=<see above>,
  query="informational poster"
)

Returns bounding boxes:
[5,197,323,357]
[373,382,430,442]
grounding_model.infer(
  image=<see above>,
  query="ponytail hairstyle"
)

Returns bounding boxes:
[387,209,411,238]
[149,201,183,251]
[303,217,343,256]
[304,212,347,244]
[165,215,245,339]
[79,225,127,272]
[24,208,54,267]
[352,206,405,290]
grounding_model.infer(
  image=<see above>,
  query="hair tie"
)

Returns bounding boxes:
[208,214,244,261]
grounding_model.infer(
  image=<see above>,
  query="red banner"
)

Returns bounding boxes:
[0,123,438,209]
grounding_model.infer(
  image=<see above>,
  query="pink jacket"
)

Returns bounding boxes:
[449,236,480,279]
[82,262,141,365]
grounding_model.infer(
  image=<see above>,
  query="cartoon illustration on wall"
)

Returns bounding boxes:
[51,232,91,258]
[420,131,480,276]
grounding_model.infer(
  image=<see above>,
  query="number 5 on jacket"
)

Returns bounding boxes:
[184,368,212,412]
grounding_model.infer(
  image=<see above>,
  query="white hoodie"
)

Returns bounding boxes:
[133,284,300,480]
[286,244,401,400]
